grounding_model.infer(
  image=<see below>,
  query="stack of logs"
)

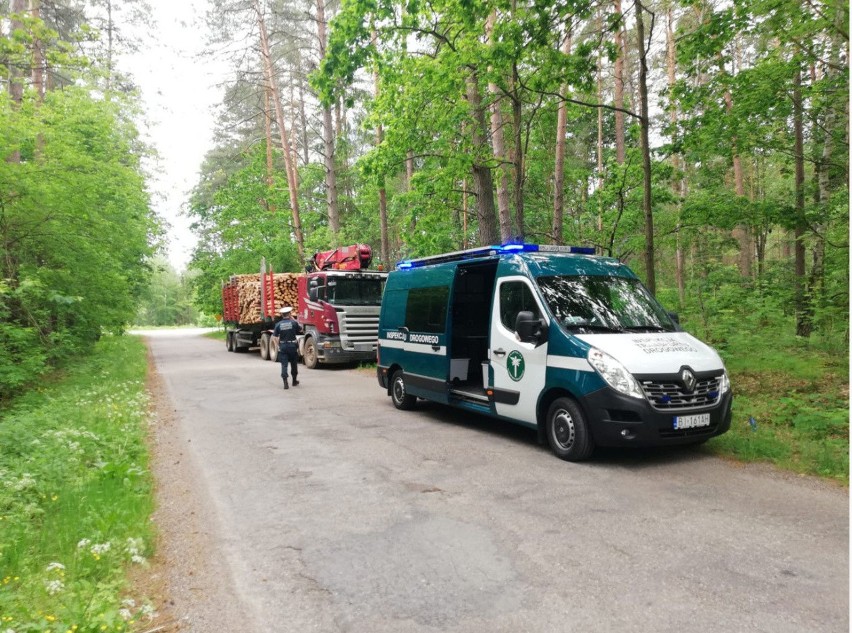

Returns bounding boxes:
[226,273,300,324]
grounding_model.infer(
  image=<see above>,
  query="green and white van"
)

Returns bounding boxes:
[376,243,732,461]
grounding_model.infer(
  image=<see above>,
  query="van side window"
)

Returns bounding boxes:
[406,286,449,333]
[499,281,539,331]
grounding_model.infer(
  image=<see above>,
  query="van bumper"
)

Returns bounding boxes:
[582,388,733,447]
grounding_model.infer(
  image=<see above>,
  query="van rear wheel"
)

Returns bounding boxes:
[546,397,594,461]
[391,371,416,410]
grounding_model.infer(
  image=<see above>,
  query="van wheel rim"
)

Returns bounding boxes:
[393,378,405,403]
[552,409,575,449]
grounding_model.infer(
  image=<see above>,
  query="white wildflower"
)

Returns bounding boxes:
[119,608,133,621]
[77,538,92,549]
[140,604,157,620]
[121,598,137,608]
[44,579,64,595]
[91,542,111,555]
[45,562,65,572]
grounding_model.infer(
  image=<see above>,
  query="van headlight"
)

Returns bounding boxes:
[719,371,730,394]
[587,347,645,399]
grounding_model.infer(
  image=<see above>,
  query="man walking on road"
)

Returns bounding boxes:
[273,306,302,389]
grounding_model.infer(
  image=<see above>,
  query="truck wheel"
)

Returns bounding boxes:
[391,371,416,410]
[304,338,319,369]
[259,333,270,360]
[226,332,234,352]
[545,397,594,461]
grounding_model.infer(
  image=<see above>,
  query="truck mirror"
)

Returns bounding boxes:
[309,287,318,301]
[515,311,548,346]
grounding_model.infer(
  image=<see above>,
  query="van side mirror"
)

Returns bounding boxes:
[515,311,548,346]
[668,311,681,330]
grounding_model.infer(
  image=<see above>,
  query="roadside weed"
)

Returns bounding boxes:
[0,335,156,631]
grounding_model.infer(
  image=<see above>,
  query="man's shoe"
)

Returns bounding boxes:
[292,379,299,386]
[283,380,289,390]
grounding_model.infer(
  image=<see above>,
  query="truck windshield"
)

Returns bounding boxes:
[326,277,385,306]
[536,275,675,334]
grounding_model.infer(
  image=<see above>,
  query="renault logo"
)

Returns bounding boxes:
[681,368,697,393]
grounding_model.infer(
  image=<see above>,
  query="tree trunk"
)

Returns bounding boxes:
[722,52,752,277]
[406,150,416,231]
[486,12,513,243]
[263,86,276,213]
[254,0,304,261]
[372,28,390,268]
[316,0,339,240]
[613,0,626,165]
[596,12,604,233]
[9,0,27,104]
[792,68,809,337]
[666,8,685,307]
[465,71,499,246]
[31,0,45,100]
[511,62,524,239]
[553,23,572,246]
[635,0,655,293]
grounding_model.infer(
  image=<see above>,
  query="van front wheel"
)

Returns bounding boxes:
[546,397,594,461]
[391,371,416,410]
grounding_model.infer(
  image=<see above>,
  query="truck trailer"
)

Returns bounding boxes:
[222,245,388,367]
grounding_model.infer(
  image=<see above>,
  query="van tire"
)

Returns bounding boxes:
[546,397,594,461]
[391,371,416,410]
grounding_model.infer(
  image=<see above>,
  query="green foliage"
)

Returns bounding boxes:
[0,84,157,399]
[188,143,302,315]
[0,335,157,630]
[134,257,199,326]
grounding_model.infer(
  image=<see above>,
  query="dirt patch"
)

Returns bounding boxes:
[131,343,250,632]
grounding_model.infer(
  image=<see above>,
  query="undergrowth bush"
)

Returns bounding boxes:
[665,266,849,482]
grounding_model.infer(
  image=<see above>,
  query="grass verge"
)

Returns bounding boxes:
[0,334,156,632]
[704,328,848,484]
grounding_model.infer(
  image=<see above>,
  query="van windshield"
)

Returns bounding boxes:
[536,275,675,334]
[326,276,385,306]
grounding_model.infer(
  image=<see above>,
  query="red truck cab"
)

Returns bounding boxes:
[296,246,387,368]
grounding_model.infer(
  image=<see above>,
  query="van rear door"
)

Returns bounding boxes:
[397,275,452,404]
[489,276,548,425]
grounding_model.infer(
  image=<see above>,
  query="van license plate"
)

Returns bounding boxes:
[673,413,711,430]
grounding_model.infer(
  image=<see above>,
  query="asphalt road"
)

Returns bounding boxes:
[143,329,848,633]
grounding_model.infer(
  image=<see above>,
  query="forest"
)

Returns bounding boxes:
[188,0,848,346]
[186,0,849,477]
[0,0,159,399]
[0,1,846,628]
[0,0,849,466]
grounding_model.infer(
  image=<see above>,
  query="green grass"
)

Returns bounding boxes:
[0,335,156,632]
[701,324,849,483]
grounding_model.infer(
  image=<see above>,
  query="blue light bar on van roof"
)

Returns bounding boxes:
[395,243,596,270]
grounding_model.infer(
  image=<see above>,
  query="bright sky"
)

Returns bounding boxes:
[122,0,229,272]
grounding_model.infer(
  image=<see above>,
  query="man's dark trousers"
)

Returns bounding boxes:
[279,342,299,385]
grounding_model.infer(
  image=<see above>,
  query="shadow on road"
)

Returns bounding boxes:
[409,399,714,468]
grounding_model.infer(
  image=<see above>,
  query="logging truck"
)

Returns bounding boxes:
[221,245,388,368]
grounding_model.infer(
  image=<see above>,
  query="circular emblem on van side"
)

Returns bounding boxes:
[507,350,525,382]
